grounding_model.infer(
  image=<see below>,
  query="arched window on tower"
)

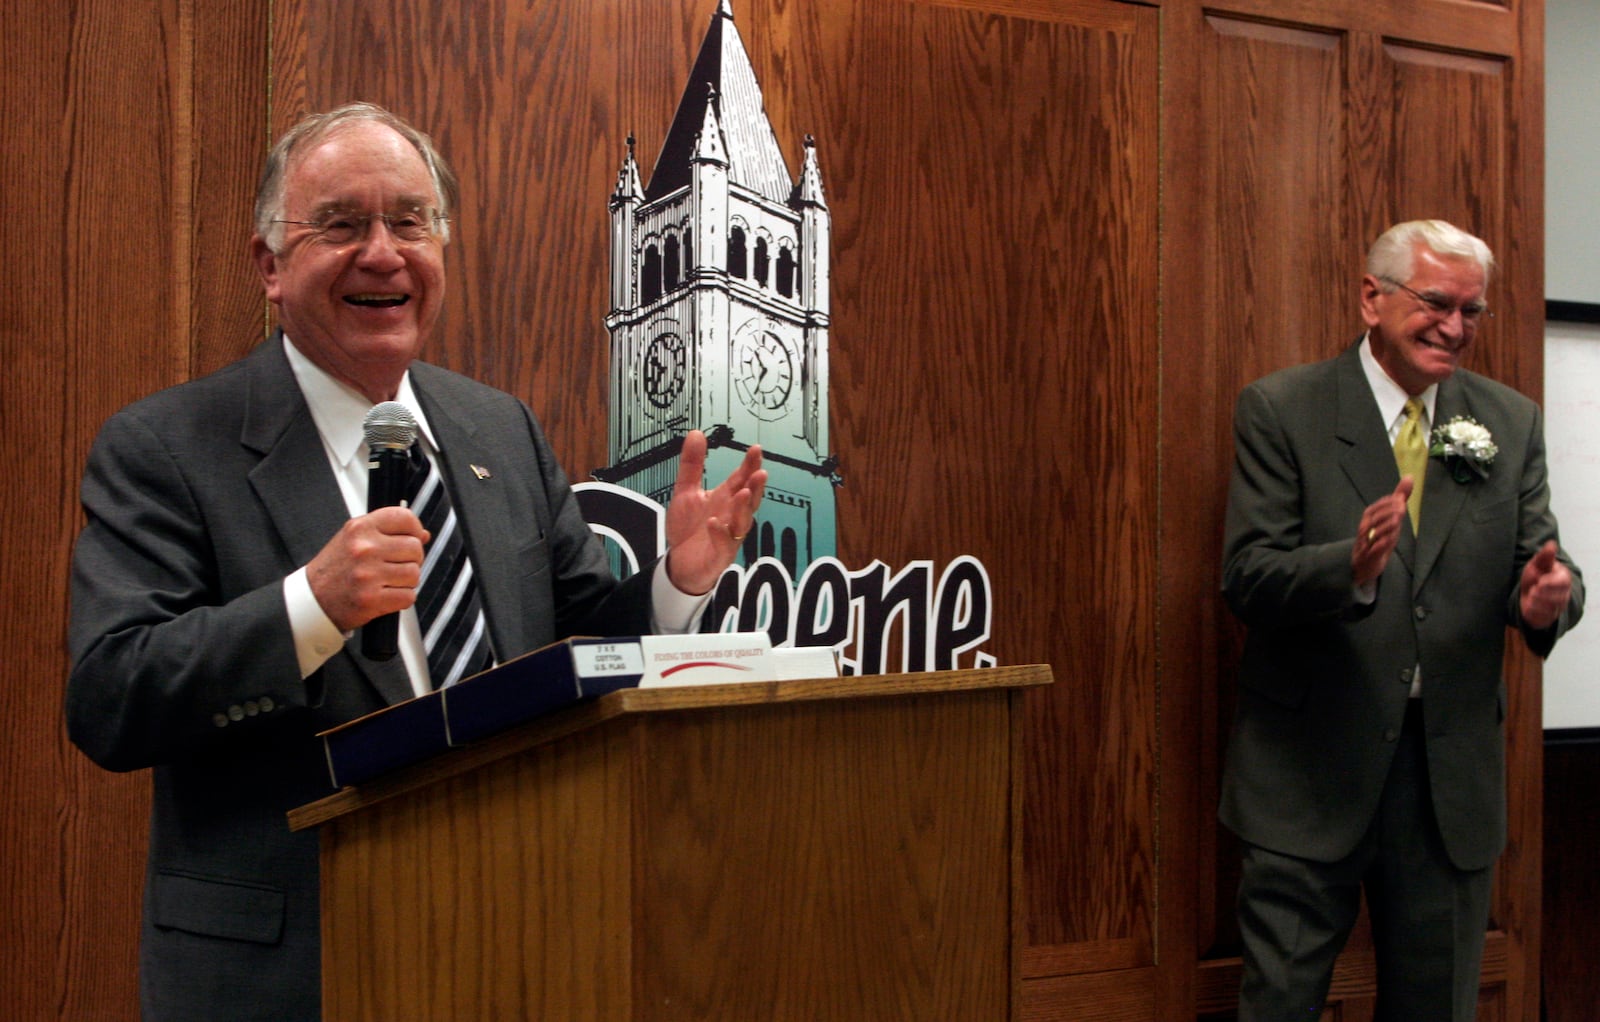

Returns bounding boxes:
[664,235,681,292]
[776,245,796,298]
[754,237,770,287]
[780,528,798,577]
[641,245,662,305]
[729,227,747,279]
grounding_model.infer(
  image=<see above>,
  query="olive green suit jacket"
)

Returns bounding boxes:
[1220,341,1583,870]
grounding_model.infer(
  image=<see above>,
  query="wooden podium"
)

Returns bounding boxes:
[289,664,1051,1021]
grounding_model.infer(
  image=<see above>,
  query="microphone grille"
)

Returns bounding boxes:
[363,401,419,451]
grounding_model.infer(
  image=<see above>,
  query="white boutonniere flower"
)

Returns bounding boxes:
[1429,416,1497,482]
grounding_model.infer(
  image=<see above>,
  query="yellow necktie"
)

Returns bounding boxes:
[1394,398,1427,531]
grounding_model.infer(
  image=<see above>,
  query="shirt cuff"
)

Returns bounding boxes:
[651,558,713,634]
[284,567,350,679]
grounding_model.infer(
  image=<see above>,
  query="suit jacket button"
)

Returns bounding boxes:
[1399,667,1414,685]
[1384,727,1399,742]
[212,713,229,728]
[259,697,276,713]
[1413,605,1427,620]
[227,704,245,722]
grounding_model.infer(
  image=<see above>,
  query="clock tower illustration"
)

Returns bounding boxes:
[596,0,841,579]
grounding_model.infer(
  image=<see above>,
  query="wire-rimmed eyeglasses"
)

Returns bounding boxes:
[271,207,448,246]
[1380,276,1492,323]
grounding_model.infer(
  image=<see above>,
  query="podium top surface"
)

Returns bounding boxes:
[289,663,1052,831]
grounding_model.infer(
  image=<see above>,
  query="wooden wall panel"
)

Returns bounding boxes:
[0,0,268,1018]
[1382,43,1524,385]
[5,2,171,1017]
[1202,16,1349,377]
[1194,14,1352,962]
[191,0,278,376]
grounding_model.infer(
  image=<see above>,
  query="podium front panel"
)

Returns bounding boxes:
[311,669,1042,1020]
[630,689,1014,1019]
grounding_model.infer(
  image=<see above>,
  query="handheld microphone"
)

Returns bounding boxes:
[361,401,419,661]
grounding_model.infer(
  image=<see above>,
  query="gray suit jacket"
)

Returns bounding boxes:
[66,336,654,1021]
[1219,341,1583,871]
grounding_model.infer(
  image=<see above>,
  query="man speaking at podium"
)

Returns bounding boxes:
[66,103,765,1021]
[1220,220,1582,1020]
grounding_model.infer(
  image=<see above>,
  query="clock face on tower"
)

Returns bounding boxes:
[734,329,794,415]
[641,332,686,409]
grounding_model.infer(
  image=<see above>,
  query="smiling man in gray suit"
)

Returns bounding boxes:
[1220,219,1582,1021]
[66,103,766,1021]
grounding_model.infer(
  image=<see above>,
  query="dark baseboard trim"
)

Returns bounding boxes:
[1546,300,1600,323]
[1544,726,1600,746]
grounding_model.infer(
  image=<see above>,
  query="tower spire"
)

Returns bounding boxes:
[794,134,827,209]
[611,132,644,205]
[646,0,791,203]
[693,85,729,167]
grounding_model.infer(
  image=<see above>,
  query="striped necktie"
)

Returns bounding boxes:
[1394,397,1427,532]
[407,445,494,688]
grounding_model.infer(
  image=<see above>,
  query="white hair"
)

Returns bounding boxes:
[254,102,457,252]
[1366,219,1495,288]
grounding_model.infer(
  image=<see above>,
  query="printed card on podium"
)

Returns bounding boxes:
[637,632,777,687]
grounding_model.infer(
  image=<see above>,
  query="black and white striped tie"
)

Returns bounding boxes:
[406,445,494,688]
